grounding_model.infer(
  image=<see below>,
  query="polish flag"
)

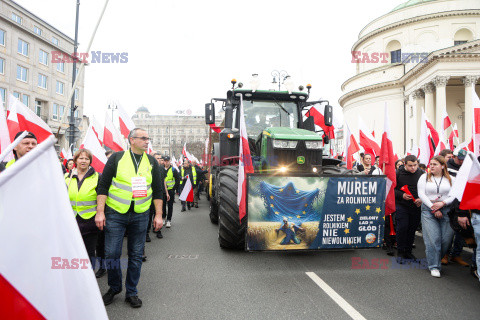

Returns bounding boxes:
[358,116,380,157]
[209,123,221,133]
[116,103,135,140]
[91,116,104,146]
[103,113,124,152]
[147,141,154,155]
[171,155,179,170]
[434,128,448,156]
[419,110,433,165]
[449,152,480,210]
[305,104,336,139]
[344,123,360,170]
[7,94,52,143]
[441,108,452,131]
[0,105,14,162]
[80,124,108,173]
[238,95,254,222]
[449,123,459,150]
[182,143,193,161]
[379,105,397,215]
[179,175,194,202]
[425,115,439,147]
[60,148,67,159]
[472,91,480,157]
[0,136,108,319]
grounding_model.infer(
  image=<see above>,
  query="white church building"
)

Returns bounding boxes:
[340,0,480,155]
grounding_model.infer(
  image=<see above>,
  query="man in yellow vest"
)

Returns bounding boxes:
[95,128,164,308]
[1,131,38,172]
[162,155,179,227]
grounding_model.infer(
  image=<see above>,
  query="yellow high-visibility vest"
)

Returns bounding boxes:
[65,172,99,219]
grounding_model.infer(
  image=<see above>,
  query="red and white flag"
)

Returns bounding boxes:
[209,123,221,133]
[441,108,452,131]
[0,105,14,162]
[434,128,448,156]
[419,110,433,165]
[117,103,135,140]
[449,152,480,210]
[238,96,254,222]
[91,116,104,146]
[60,148,67,159]
[305,104,336,139]
[7,94,52,143]
[449,123,459,150]
[103,113,124,152]
[358,116,380,157]
[344,123,360,170]
[80,124,108,173]
[472,91,480,157]
[182,143,194,161]
[379,105,397,215]
[0,136,107,319]
[424,115,439,147]
[179,175,194,202]
[147,141,154,155]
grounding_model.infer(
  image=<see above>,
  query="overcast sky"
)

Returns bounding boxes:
[16,0,402,123]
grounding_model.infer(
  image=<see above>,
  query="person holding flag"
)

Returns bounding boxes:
[179,158,196,212]
[393,155,423,261]
[162,155,180,227]
[2,131,38,169]
[95,128,165,308]
[65,149,101,265]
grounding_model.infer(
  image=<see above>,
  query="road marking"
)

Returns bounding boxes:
[167,254,199,259]
[306,272,367,320]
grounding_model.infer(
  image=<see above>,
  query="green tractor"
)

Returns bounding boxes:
[205,80,349,249]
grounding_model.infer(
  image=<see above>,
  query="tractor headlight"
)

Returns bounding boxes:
[305,141,322,149]
[273,140,298,149]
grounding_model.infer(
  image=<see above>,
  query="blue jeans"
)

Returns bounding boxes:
[472,213,480,281]
[105,207,150,297]
[421,204,454,271]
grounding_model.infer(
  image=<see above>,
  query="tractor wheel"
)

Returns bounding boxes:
[321,165,355,175]
[218,166,246,249]
[209,198,219,224]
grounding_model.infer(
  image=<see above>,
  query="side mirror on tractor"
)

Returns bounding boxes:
[205,103,215,125]
[324,105,333,127]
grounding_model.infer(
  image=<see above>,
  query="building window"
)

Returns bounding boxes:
[34,26,42,36]
[454,40,468,46]
[52,103,58,120]
[57,62,65,73]
[17,39,29,56]
[39,50,48,65]
[0,58,4,74]
[13,92,20,99]
[0,88,5,107]
[16,65,28,82]
[391,49,401,63]
[56,81,65,95]
[52,37,59,46]
[38,74,47,89]
[22,94,29,107]
[164,138,169,144]
[0,30,5,46]
[35,100,41,117]
[74,88,79,100]
[454,29,473,46]
[11,13,22,24]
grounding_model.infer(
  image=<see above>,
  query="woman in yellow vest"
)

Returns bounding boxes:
[65,149,101,264]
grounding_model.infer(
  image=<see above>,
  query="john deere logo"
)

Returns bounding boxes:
[297,156,305,164]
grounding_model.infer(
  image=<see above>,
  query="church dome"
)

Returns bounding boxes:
[136,106,149,113]
[391,0,438,12]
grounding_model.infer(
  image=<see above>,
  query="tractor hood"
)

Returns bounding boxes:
[263,127,323,141]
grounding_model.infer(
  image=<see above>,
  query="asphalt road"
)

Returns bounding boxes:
[98,196,480,320]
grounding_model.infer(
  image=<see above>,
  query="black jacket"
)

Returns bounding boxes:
[394,165,424,208]
[447,158,461,177]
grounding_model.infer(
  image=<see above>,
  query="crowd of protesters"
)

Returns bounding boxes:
[0,128,209,309]
[343,148,480,280]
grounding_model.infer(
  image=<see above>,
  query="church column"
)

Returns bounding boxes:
[433,76,450,131]
[463,76,480,142]
[422,83,435,124]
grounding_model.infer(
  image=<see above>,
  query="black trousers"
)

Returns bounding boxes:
[147,203,155,233]
[83,232,98,266]
[162,189,175,221]
[395,204,421,253]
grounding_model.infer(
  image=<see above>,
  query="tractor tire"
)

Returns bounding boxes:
[209,198,219,224]
[321,165,355,175]
[217,166,246,249]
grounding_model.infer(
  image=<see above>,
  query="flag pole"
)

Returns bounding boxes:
[0,131,28,163]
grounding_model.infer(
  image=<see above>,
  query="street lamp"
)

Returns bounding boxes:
[271,70,289,91]
[107,103,117,121]
[68,0,80,154]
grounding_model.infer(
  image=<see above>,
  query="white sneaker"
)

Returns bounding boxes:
[166,221,171,228]
[430,269,441,278]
